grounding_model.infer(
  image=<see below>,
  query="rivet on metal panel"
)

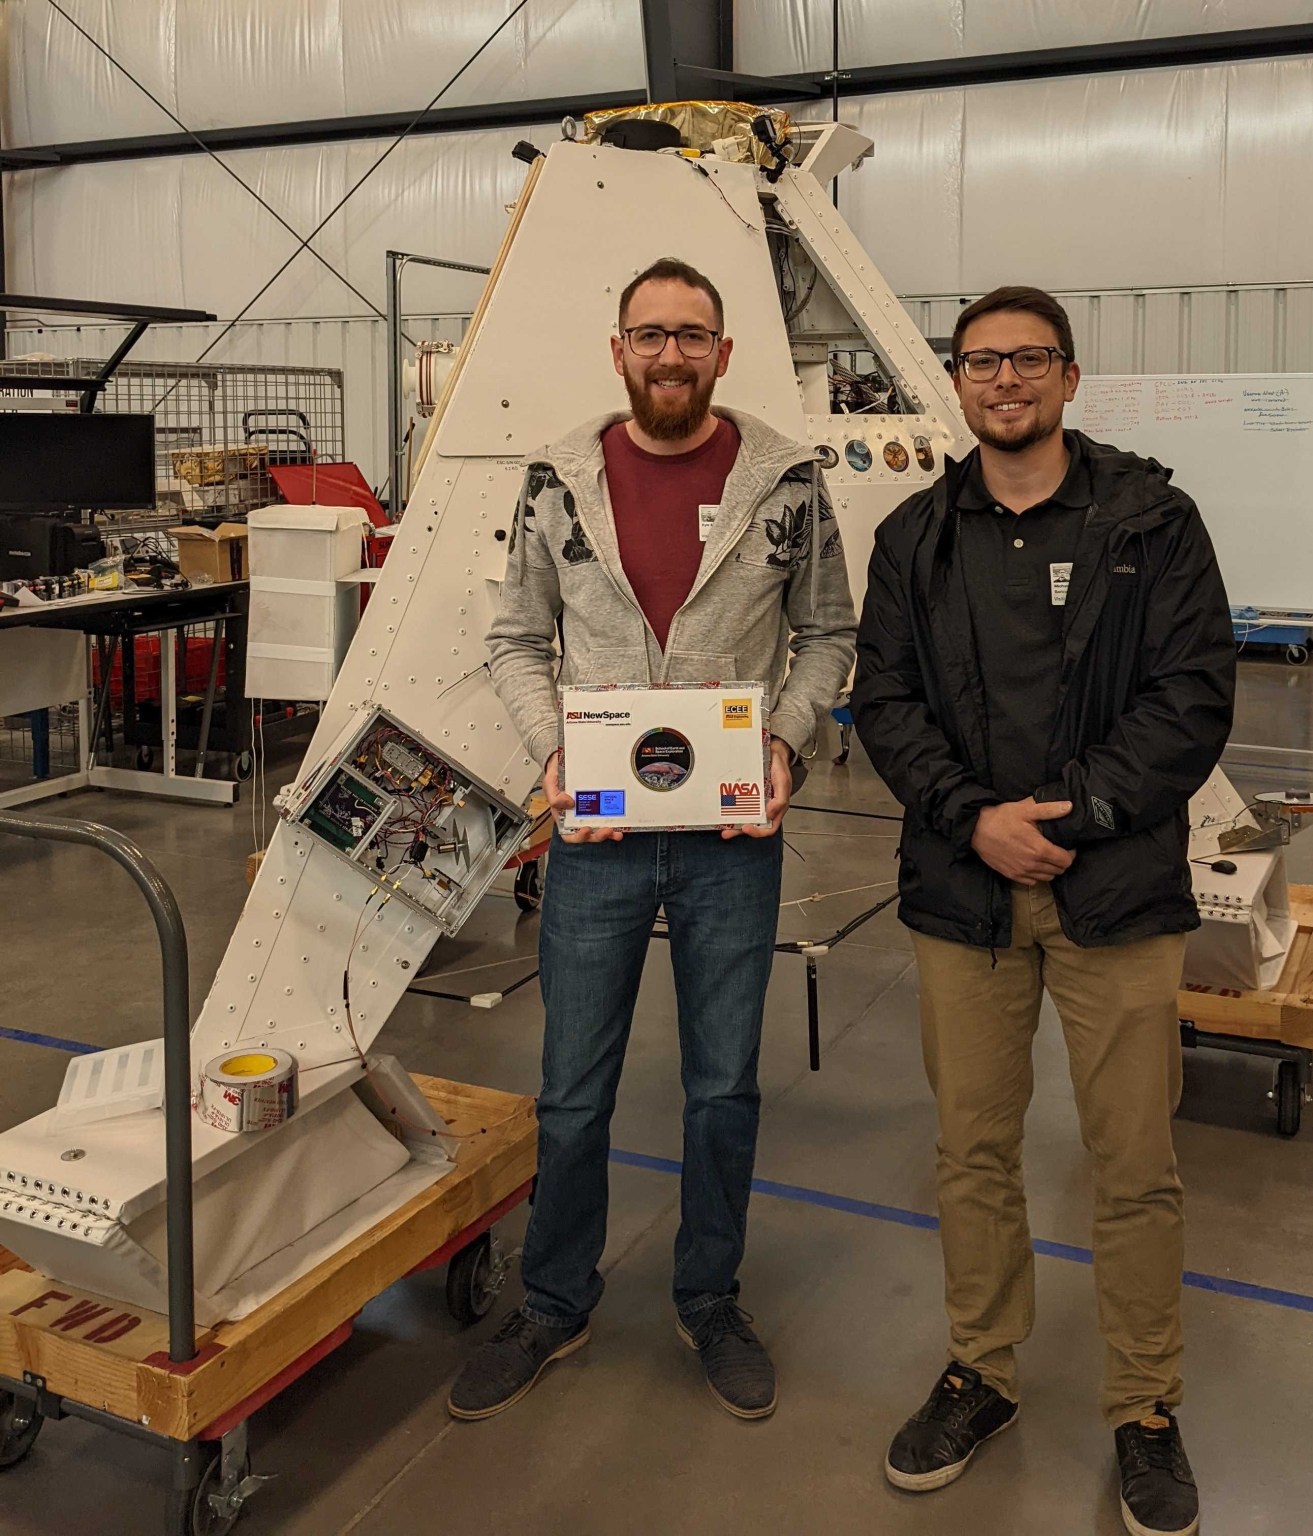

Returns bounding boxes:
[390,597,398,604]
[247,974,256,982]
[302,955,309,963]
[410,547,417,554]
[360,944,368,953]
[284,988,293,996]
[444,730,450,737]
[408,575,415,582]
[408,675,415,683]
[253,940,261,948]
[273,910,281,919]
[462,744,469,752]
[523,758,531,765]
[366,678,374,686]
[329,1007,337,1015]
[334,893,342,902]
[495,722,502,730]
[228,1004,236,1012]
[370,980,378,988]
[383,682,389,690]
[359,1013,367,1021]
[459,628,467,636]
[452,647,460,655]
[317,923,326,932]
[278,876,285,885]
[387,625,395,633]
[435,677,443,685]
[507,434,513,441]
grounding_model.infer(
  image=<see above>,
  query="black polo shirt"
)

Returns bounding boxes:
[956,432,1093,802]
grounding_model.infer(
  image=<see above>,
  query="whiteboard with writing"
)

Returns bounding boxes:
[1066,375,1313,612]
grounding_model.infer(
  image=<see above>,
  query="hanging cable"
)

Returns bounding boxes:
[44,0,406,343]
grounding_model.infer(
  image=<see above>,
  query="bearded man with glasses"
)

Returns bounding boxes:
[851,286,1233,1536]
[448,257,856,1424]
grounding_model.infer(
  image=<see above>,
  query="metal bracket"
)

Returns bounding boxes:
[21,1371,65,1420]
[208,1420,274,1519]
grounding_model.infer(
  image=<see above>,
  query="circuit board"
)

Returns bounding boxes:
[281,708,529,935]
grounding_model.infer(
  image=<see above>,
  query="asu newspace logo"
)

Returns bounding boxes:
[564,709,632,723]
[721,698,753,728]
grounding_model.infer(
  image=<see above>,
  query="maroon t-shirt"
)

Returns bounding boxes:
[601,417,741,651]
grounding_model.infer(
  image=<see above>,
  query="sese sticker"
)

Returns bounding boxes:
[631,727,694,791]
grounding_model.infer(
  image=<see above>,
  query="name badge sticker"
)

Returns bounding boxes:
[1050,562,1073,606]
[698,504,719,542]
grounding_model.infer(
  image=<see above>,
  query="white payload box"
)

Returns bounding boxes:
[1184,770,1298,992]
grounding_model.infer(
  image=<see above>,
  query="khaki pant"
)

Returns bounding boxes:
[911,883,1188,1428]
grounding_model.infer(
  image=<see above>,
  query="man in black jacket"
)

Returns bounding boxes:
[851,286,1233,1536]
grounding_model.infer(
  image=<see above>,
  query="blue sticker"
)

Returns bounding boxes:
[574,791,601,815]
[599,790,626,816]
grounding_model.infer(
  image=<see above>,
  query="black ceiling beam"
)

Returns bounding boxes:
[677,62,822,98]
[0,293,215,322]
[0,92,641,171]
[787,23,1313,102]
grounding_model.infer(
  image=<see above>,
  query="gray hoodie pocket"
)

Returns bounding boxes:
[578,647,650,685]
[662,650,737,684]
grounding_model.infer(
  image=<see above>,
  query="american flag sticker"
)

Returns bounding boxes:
[720,782,762,817]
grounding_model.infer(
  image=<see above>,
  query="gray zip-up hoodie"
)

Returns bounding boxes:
[486,408,857,770]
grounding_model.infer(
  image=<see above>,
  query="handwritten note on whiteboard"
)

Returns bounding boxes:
[1067,375,1313,611]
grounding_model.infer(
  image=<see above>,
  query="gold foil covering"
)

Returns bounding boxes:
[582,101,793,167]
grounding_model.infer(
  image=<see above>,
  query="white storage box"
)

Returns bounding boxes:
[246,505,369,701]
[560,682,771,833]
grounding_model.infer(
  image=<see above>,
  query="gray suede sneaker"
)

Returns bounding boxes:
[677,1298,777,1420]
[447,1309,590,1420]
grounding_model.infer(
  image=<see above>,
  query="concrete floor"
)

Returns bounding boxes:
[0,653,1311,1535]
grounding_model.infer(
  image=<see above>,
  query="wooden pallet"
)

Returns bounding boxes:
[1178,884,1313,1047]
[0,1076,536,1442]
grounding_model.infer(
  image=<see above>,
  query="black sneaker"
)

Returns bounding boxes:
[676,1298,777,1420]
[1115,1405,1199,1536]
[446,1308,590,1421]
[885,1363,1019,1492]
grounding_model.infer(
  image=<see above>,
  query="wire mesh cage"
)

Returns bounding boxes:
[0,358,345,523]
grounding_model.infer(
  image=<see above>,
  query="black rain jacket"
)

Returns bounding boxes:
[850,431,1235,950]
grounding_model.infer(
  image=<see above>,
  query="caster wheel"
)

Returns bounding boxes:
[446,1232,498,1326]
[136,745,155,770]
[513,859,542,913]
[1285,644,1309,666]
[1275,1060,1303,1137]
[164,1445,249,1536]
[0,1391,42,1469]
[232,750,254,782]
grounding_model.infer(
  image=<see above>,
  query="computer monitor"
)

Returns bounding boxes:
[0,413,156,512]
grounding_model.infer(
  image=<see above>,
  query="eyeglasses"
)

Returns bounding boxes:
[622,326,720,360]
[955,346,1068,382]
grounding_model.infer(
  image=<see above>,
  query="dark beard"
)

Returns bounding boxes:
[623,366,717,442]
[974,408,1061,454]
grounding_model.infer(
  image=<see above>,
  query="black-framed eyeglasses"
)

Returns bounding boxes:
[955,346,1068,382]
[622,325,720,359]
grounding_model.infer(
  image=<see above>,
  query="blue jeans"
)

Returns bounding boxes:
[520,829,784,1326]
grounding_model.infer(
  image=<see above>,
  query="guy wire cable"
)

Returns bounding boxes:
[97,0,535,383]
[44,0,407,344]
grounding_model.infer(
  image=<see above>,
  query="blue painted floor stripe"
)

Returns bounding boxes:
[610,1148,1313,1316]
[6,1033,1309,1316]
[0,1025,98,1055]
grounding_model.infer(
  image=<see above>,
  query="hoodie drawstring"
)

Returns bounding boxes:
[512,466,531,586]
[809,460,820,619]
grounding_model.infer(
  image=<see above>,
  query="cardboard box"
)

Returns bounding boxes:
[169,523,249,585]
